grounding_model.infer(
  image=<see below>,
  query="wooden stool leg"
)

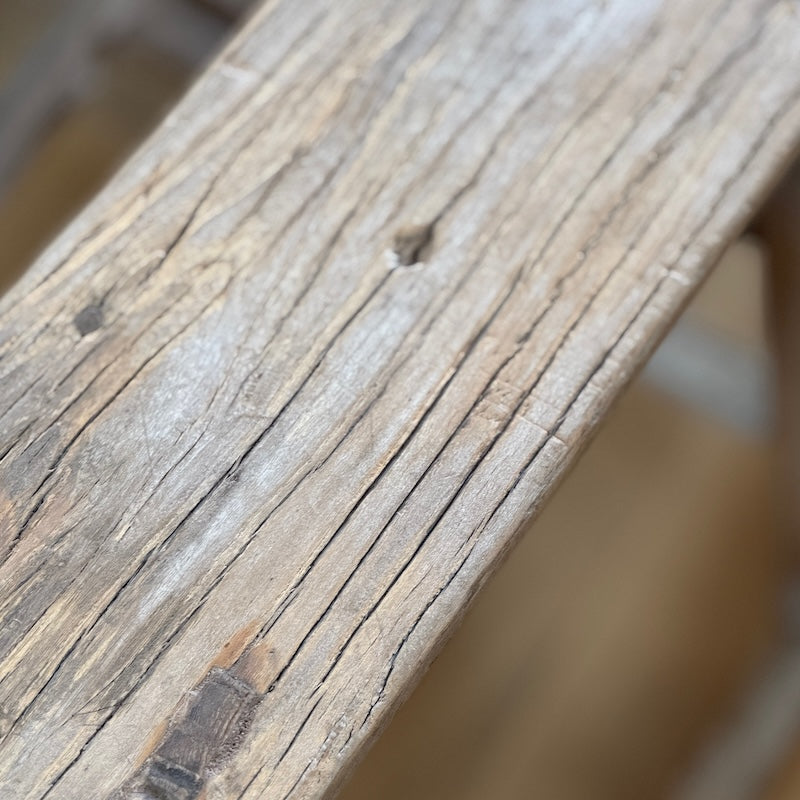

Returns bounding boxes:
[674,160,800,800]
[755,160,800,560]
[752,160,800,800]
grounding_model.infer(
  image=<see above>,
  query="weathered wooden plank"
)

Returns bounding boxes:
[1,1,800,798]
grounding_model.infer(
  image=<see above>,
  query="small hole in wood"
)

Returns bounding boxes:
[391,223,435,267]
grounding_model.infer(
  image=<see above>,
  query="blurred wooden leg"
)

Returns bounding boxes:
[756,160,800,561]
[673,160,800,800]
[753,159,800,800]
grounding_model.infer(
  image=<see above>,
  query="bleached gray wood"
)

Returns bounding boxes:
[2,1,800,798]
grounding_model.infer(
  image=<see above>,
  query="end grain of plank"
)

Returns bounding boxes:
[1,1,800,798]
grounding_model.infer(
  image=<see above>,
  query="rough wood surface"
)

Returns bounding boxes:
[2,1,800,798]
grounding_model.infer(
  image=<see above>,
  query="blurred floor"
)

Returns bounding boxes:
[0,7,791,799]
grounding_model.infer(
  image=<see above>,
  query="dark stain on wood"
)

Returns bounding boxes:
[121,668,261,800]
[141,758,203,800]
[73,303,105,336]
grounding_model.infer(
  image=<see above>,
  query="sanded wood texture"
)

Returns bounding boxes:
[2,1,800,798]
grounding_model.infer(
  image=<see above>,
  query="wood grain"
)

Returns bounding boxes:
[1,1,800,798]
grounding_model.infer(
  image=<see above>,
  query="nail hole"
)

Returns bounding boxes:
[74,304,104,336]
[391,223,435,267]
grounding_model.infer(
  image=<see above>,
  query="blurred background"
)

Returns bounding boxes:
[1,3,797,798]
